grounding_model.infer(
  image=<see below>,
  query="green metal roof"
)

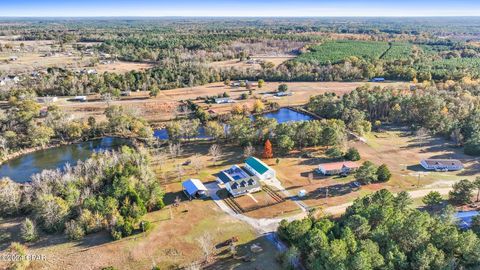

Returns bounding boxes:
[245,157,270,175]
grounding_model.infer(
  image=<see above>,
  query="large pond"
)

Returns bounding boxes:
[153,108,314,140]
[1,108,314,183]
[0,137,130,183]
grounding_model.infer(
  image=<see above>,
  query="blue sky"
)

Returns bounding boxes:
[1,0,480,17]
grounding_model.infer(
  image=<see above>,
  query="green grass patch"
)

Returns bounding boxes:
[295,40,412,64]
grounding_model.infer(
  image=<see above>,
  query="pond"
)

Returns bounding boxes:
[252,108,314,123]
[153,108,314,140]
[456,211,479,229]
[0,137,130,183]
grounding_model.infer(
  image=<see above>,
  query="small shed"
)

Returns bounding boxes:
[182,179,208,199]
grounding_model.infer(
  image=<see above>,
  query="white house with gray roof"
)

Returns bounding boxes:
[217,165,261,197]
[420,159,463,171]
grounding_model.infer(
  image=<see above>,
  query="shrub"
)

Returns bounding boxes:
[7,242,30,270]
[376,164,392,182]
[140,220,152,232]
[422,191,443,207]
[326,147,344,159]
[65,220,85,241]
[20,218,38,243]
[344,147,361,161]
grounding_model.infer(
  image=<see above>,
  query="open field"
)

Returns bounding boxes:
[0,199,280,270]
[94,61,155,74]
[53,80,408,124]
[0,53,92,73]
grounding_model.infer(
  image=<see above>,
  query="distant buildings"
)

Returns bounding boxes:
[72,96,87,102]
[37,96,58,103]
[214,97,234,104]
[420,159,463,171]
[317,161,360,176]
[371,77,385,82]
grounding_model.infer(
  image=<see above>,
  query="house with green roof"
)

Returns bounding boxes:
[244,156,275,181]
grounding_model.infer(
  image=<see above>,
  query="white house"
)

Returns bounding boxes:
[214,97,234,104]
[217,165,261,197]
[420,159,463,171]
[72,96,87,102]
[244,157,275,181]
[182,179,208,199]
[37,96,58,103]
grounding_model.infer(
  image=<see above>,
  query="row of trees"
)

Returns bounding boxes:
[278,189,480,270]
[164,116,348,155]
[0,146,164,241]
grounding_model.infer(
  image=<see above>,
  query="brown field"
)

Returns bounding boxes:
[273,127,480,209]
[232,190,300,219]
[0,52,92,73]
[55,81,408,124]
[94,61,155,74]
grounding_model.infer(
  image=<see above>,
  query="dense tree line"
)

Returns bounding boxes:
[0,146,164,240]
[278,189,480,270]
[306,83,480,155]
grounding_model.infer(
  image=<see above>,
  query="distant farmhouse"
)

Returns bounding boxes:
[420,159,463,171]
[317,161,360,176]
[217,157,275,197]
[371,77,385,82]
[214,97,234,104]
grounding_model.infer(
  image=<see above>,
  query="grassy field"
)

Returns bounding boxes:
[52,80,408,125]
[273,127,480,210]
[296,40,413,64]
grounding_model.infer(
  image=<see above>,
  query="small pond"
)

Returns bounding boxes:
[252,108,314,123]
[0,137,130,183]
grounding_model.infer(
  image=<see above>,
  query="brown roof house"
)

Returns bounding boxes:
[317,161,360,176]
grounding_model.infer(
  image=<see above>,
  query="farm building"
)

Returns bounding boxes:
[317,161,360,176]
[217,165,261,197]
[420,159,463,171]
[37,96,58,103]
[72,96,87,102]
[214,97,234,104]
[244,156,275,181]
[274,91,293,97]
[371,77,385,82]
[182,179,208,199]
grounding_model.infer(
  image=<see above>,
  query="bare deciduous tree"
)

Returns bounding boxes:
[208,144,222,165]
[197,232,214,263]
[190,154,205,173]
[168,143,183,158]
[243,143,255,158]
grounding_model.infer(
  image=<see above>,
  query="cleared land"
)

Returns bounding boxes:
[94,61,155,74]
[274,127,480,210]
[53,81,407,124]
